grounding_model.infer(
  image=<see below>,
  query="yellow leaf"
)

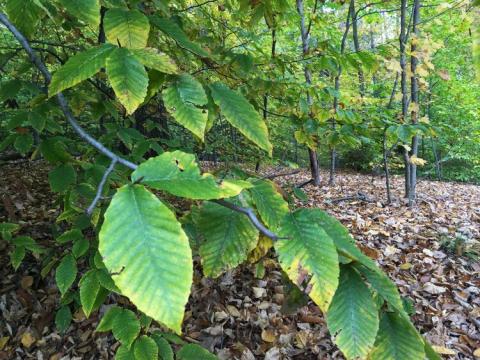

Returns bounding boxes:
[261,329,276,343]
[409,155,427,166]
[432,345,456,355]
[0,337,9,350]
[21,332,35,348]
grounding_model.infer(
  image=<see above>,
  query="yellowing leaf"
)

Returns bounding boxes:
[409,155,427,166]
[99,185,193,333]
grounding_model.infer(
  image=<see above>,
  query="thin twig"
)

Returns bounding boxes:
[86,159,117,216]
[263,169,301,180]
[213,200,280,241]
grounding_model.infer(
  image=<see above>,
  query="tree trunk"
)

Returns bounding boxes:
[297,0,320,186]
[408,0,421,207]
[382,127,392,204]
[329,2,353,185]
[399,0,410,198]
[351,0,365,97]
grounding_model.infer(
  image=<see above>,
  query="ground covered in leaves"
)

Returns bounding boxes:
[0,160,479,359]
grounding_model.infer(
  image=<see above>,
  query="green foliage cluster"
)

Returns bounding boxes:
[1,0,477,359]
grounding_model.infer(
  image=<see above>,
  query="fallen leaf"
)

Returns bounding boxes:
[261,329,276,343]
[423,282,447,294]
[20,332,35,348]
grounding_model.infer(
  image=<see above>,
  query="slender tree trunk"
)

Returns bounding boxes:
[399,0,410,198]
[382,127,392,204]
[431,137,441,179]
[383,74,399,204]
[297,0,320,186]
[351,0,365,97]
[329,2,353,185]
[408,0,421,206]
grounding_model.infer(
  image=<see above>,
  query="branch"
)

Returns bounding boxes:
[263,169,301,180]
[0,12,285,242]
[0,12,138,171]
[177,0,218,12]
[213,200,281,241]
[86,159,117,216]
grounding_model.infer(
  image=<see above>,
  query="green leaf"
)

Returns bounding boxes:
[99,185,193,334]
[5,0,42,38]
[79,270,102,317]
[209,82,272,155]
[49,45,115,96]
[177,344,218,360]
[10,246,25,270]
[131,48,178,74]
[0,80,22,102]
[163,74,208,139]
[112,309,141,347]
[150,16,209,57]
[55,254,77,296]
[292,187,308,201]
[151,334,174,360]
[354,264,405,315]
[14,133,33,155]
[249,179,289,231]
[97,269,120,292]
[56,229,83,244]
[104,8,150,48]
[106,47,149,114]
[326,265,379,359]
[60,0,100,28]
[131,151,251,200]
[48,164,76,193]
[55,305,72,334]
[115,344,135,360]
[96,305,122,332]
[133,336,158,360]
[72,238,89,258]
[308,209,377,269]
[0,222,20,234]
[275,209,339,312]
[198,201,259,278]
[368,312,425,360]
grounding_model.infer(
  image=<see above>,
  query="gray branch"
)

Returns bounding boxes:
[0,12,138,171]
[0,12,283,242]
[213,200,281,241]
[86,159,117,216]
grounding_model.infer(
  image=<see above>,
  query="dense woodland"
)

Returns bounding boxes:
[0,0,479,359]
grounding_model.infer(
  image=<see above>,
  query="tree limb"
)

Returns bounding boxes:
[0,12,138,171]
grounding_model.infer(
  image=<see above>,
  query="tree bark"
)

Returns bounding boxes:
[351,0,365,97]
[329,1,353,186]
[399,0,410,198]
[297,0,320,186]
[408,0,421,206]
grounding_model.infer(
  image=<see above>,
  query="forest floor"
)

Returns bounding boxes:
[0,160,479,360]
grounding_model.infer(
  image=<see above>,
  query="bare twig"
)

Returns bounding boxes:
[329,192,375,204]
[263,169,301,180]
[86,159,117,216]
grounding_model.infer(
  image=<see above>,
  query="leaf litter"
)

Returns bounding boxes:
[0,160,479,359]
